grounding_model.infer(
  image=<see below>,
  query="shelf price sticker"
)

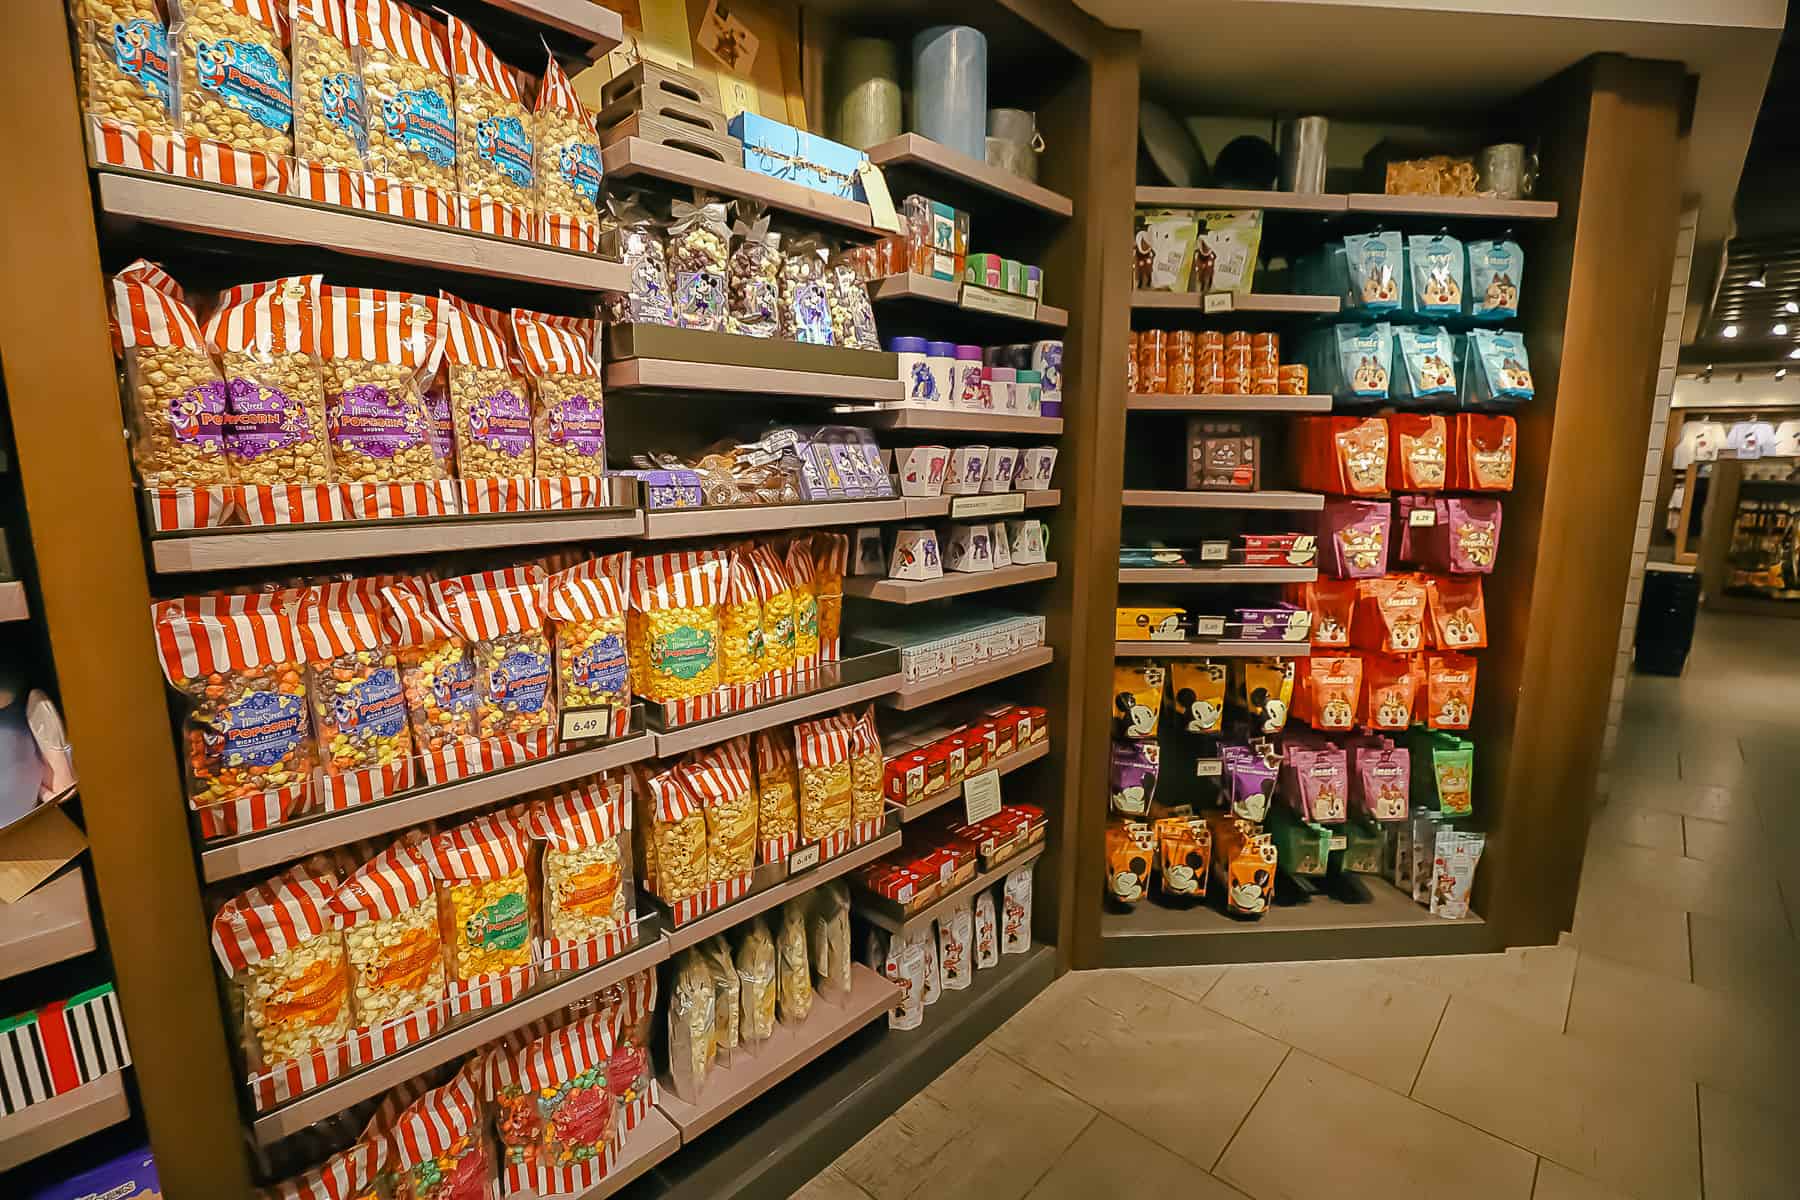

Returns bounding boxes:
[788,842,822,875]
[560,707,613,743]
[1199,541,1230,562]
[1196,758,1223,777]
[960,285,1038,321]
[1409,507,1437,527]
[1203,291,1234,314]
[1194,616,1227,637]
[963,768,1003,823]
[1327,835,1348,851]
[951,492,1025,519]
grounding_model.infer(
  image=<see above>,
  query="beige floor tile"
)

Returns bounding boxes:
[1411,996,1700,1200]
[1202,960,1449,1093]
[1025,1114,1249,1200]
[1563,952,1800,1110]
[1217,1052,1536,1200]
[1532,1161,1637,1200]
[1580,844,1788,934]
[1688,911,1800,997]
[795,1167,876,1200]
[1126,963,1228,1004]
[1678,748,1751,787]
[1589,803,1684,854]
[1374,945,1578,1033]
[1699,1085,1797,1200]
[985,969,1287,1169]
[1603,781,1757,824]
[834,1047,1094,1200]
[1680,814,1770,864]
[1568,876,1692,982]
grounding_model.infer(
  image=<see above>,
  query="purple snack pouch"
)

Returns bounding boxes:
[1109,738,1159,817]
[1321,499,1391,579]
[1228,757,1276,823]
[1354,746,1411,822]
[1286,747,1349,823]
[1416,497,1502,574]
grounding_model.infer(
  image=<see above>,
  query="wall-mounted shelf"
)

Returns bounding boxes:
[884,646,1054,710]
[860,843,1047,936]
[601,138,881,235]
[0,1073,130,1172]
[0,870,95,979]
[0,581,26,621]
[1130,186,1558,222]
[868,274,1069,327]
[605,357,902,402]
[1130,291,1340,314]
[1134,186,1347,213]
[854,407,1064,435]
[478,0,624,53]
[844,562,1057,603]
[1115,639,1312,658]
[865,134,1074,219]
[1344,193,1559,220]
[641,499,908,541]
[1126,393,1332,413]
[1122,489,1324,511]
[664,831,902,952]
[1118,566,1318,584]
[893,738,1051,823]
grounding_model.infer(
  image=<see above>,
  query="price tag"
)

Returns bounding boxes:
[939,860,954,883]
[1203,291,1234,314]
[559,707,611,743]
[1195,758,1223,778]
[857,160,903,233]
[1409,507,1437,527]
[963,769,1003,823]
[951,492,1025,519]
[787,842,822,874]
[960,285,1038,320]
[1327,835,1348,851]
[1195,616,1227,637]
[1199,541,1230,562]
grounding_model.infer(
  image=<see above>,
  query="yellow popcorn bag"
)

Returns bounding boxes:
[317,285,449,498]
[812,532,849,662]
[627,549,728,724]
[678,736,758,885]
[526,774,638,973]
[203,273,334,489]
[545,552,632,738]
[747,542,796,696]
[785,538,821,684]
[440,292,535,512]
[512,307,607,506]
[446,13,533,239]
[719,547,767,709]
[753,728,800,863]
[211,858,352,1069]
[297,577,416,809]
[328,833,445,1028]
[794,712,854,844]
[430,564,557,745]
[848,706,885,827]
[109,259,233,489]
[427,810,537,1013]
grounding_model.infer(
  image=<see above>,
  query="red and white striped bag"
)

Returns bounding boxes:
[786,537,823,689]
[427,810,537,1013]
[447,14,534,241]
[518,1013,620,1195]
[793,711,855,847]
[441,292,534,511]
[746,543,798,701]
[428,564,556,759]
[484,1014,560,1191]
[151,590,316,829]
[87,114,184,175]
[545,552,633,738]
[257,1138,386,1200]
[627,550,729,726]
[110,258,234,491]
[531,55,602,253]
[171,0,294,194]
[717,547,766,711]
[604,968,660,1131]
[296,579,416,809]
[202,273,335,490]
[330,834,445,1028]
[527,776,636,973]
[183,133,294,193]
[144,485,239,531]
[678,736,758,887]
[287,0,366,208]
[345,0,457,225]
[512,308,606,507]
[389,1065,497,1193]
[635,762,748,923]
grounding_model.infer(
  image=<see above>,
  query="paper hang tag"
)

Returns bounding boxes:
[858,160,903,233]
[1409,507,1438,527]
[963,769,1003,823]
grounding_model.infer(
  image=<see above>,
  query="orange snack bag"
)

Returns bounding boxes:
[1424,652,1477,729]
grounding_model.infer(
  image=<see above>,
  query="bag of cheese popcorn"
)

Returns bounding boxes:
[211,857,352,1068]
[345,0,455,192]
[718,547,766,709]
[329,832,444,1027]
[445,14,532,238]
[426,810,536,1005]
[109,259,233,488]
[527,774,636,972]
[746,542,795,690]
[170,0,295,160]
[626,549,727,714]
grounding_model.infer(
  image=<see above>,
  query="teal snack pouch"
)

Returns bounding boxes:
[1335,323,1393,403]
[1343,231,1405,315]
[1467,239,1523,321]
[1407,233,1465,317]
[1467,329,1535,406]
[1393,325,1459,403]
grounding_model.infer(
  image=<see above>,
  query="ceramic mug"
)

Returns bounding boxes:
[1477,143,1537,199]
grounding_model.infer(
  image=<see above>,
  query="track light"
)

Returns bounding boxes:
[1785,301,1797,315]
[1749,267,1767,288]
[1776,324,1790,336]
[1723,324,1740,337]
[1778,368,1788,381]
[1788,347,1800,359]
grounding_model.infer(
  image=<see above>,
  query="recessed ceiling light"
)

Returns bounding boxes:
[1785,301,1797,315]
[1778,368,1788,380]
[1723,324,1739,337]
[1749,267,1767,288]
[1776,324,1790,336]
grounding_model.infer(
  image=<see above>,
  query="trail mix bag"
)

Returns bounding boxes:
[430,565,555,740]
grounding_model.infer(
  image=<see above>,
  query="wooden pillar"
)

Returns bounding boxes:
[0,5,256,1194]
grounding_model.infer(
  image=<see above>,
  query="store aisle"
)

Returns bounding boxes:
[796,612,1800,1200]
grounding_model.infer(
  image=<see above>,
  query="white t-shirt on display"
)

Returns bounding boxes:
[1772,419,1800,458]
[1727,420,1778,460]
[1671,420,1727,469]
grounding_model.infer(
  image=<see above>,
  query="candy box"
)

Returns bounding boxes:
[1016,447,1057,491]
[728,111,867,200]
[1016,369,1044,416]
[943,446,990,495]
[945,523,997,573]
[616,468,704,509]
[982,446,1021,493]
[1117,605,1185,642]
[885,751,929,804]
[965,253,1004,290]
[1240,532,1316,566]
[988,520,1013,567]
[1002,259,1028,296]
[1236,604,1313,643]
[1008,518,1047,564]
[853,527,886,575]
[889,528,943,580]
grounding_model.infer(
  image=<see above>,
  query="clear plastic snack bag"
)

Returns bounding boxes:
[440,292,534,481]
[73,0,176,134]
[828,262,880,350]
[780,235,833,345]
[668,948,716,1102]
[330,833,444,1027]
[526,774,634,966]
[973,888,999,969]
[446,15,532,220]
[727,204,781,338]
[533,53,603,250]
[204,273,334,486]
[297,577,413,790]
[678,736,758,883]
[379,575,479,752]
[735,914,778,1047]
[702,934,740,1066]
[545,552,632,726]
[511,307,606,479]
[171,0,296,158]
[667,193,731,332]
[290,0,367,172]
[809,881,852,1001]
[777,896,814,1024]
[346,0,457,191]
[600,193,674,326]
[211,858,352,1067]
[426,810,536,987]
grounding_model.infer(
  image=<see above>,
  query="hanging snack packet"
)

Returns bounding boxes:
[1344,231,1404,313]
[668,949,716,1102]
[1425,652,1477,730]
[1407,233,1464,316]
[427,810,536,987]
[430,564,555,740]
[1388,412,1448,490]
[781,234,834,344]
[1353,745,1410,822]
[446,15,532,226]
[1105,821,1152,905]
[1416,497,1501,574]
[1226,753,1276,823]
[1321,499,1391,579]
[1285,746,1349,823]
[1002,865,1033,954]
[1332,416,1389,495]
[512,308,606,480]
[911,926,940,1006]
[753,728,800,860]
[111,260,232,488]
[204,274,334,486]
[1334,323,1392,402]
[777,897,814,1023]
[346,0,456,191]
[152,590,315,813]
[1361,652,1419,731]
[600,192,674,325]
[794,712,855,842]
[1467,238,1523,321]
[73,0,176,135]
[1155,817,1211,898]
[1237,658,1295,734]
[679,736,758,883]
[849,706,885,825]
[172,0,296,159]
[1431,740,1474,816]
[1291,577,1358,647]
[440,292,534,484]
[667,193,732,332]
[727,204,781,338]
[290,0,367,173]
[545,552,632,726]
[1455,413,1517,491]
[317,285,446,484]
[809,881,853,1000]
[379,575,478,752]
[331,834,443,1026]
[212,859,351,1066]
[1466,329,1535,405]
[938,899,973,991]
[532,53,603,251]
[1109,738,1158,817]
[973,888,999,968]
[1112,662,1165,740]
[1426,575,1487,649]
[813,532,849,661]
[1298,655,1362,731]
[635,763,710,907]
[526,775,634,966]
[297,578,413,783]
[1430,829,1485,918]
[1352,575,1428,654]
[627,549,727,705]
[735,914,778,1046]
[1168,660,1227,735]
[1393,325,1458,403]
[719,548,767,708]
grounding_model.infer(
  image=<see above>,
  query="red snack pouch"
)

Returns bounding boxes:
[1387,412,1447,491]
[1455,413,1517,491]
[1424,652,1477,729]
[1351,575,1428,654]
[1286,577,1358,647]
[1333,416,1389,496]
[1426,575,1487,649]
[1360,653,1419,731]
[1296,655,1362,731]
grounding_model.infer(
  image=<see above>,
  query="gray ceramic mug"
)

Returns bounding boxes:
[1477,143,1537,199]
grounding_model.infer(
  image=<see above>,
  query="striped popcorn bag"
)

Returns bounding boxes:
[288,0,369,206]
[747,543,798,701]
[813,532,850,662]
[170,0,295,172]
[719,547,767,711]
[531,53,602,253]
[527,775,638,974]
[441,292,534,512]
[151,590,316,832]
[345,0,457,217]
[626,550,729,727]
[483,1014,559,1193]
[518,1013,619,1194]
[794,712,855,850]
[297,579,416,810]
[447,14,534,241]
[427,810,538,1015]
[545,552,632,739]
[144,482,239,531]
[785,537,823,690]
[511,308,606,510]
[602,969,659,1131]
[110,258,233,491]
[85,113,186,174]
[380,575,481,773]
[388,1065,498,1200]
[634,762,743,925]
[677,737,758,890]
[753,728,799,865]
[330,833,446,1030]
[257,1138,386,1200]
[429,566,557,764]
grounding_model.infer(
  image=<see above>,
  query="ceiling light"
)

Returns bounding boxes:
[1785,301,1797,315]
[1722,324,1739,337]
[1788,347,1800,360]
[1776,323,1790,336]
[1749,267,1767,288]
[1778,368,1788,380]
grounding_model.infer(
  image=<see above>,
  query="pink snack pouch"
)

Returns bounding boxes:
[1320,499,1391,579]
[1416,498,1502,574]
[1354,746,1411,822]
[1285,747,1349,824]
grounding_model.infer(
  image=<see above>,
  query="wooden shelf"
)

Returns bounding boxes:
[844,562,1057,603]
[651,671,903,757]
[893,738,1050,823]
[200,732,658,882]
[901,490,1059,519]
[1118,565,1318,584]
[868,274,1068,327]
[1130,291,1339,314]
[1135,186,1347,213]
[860,843,1046,936]
[95,171,629,291]
[0,581,25,621]
[1126,393,1332,413]
[601,137,881,235]
[865,134,1073,218]
[252,931,670,1145]
[664,830,901,952]
[653,964,899,1141]
[884,646,1053,711]
[0,1073,130,1172]
[1115,639,1312,658]
[0,870,95,979]
[1345,193,1559,220]
[853,406,1063,435]
[1122,489,1324,511]
[509,1108,681,1200]
[478,0,624,52]
[151,506,644,574]
[605,357,902,402]
[641,499,907,541]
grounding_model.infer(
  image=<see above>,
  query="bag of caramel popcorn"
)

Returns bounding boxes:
[379,575,478,754]
[440,292,534,500]
[211,857,352,1068]
[109,259,233,488]
[445,14,533,236]
[746,542,795,683]
[812,532,849,662]
[296,578,414,799]
[430,564,556,742]
[784,537,821,677]
[426,810,536,995]
[719,547,766,709]
[848,706,884,826]
[329,832,444,1028]
[545,552,631,732]
[72,0,177,136]
[793,712,854,843]
[317,285,448,486]
[626,549,727,709]
[169,0,295,160]
[204,273,334,486]
[152,589,316,821]
[678,736,758,885]
[345,0,456,192]
[289,0,367,175]
[526,774,635,971]
[753,728,799,863]
[387,1066,498,1200]
[511,307,606,483]
[637,762,710,908]
[531,52,602,252]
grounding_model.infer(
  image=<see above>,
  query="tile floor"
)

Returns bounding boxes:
[798,613,1800,1200]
